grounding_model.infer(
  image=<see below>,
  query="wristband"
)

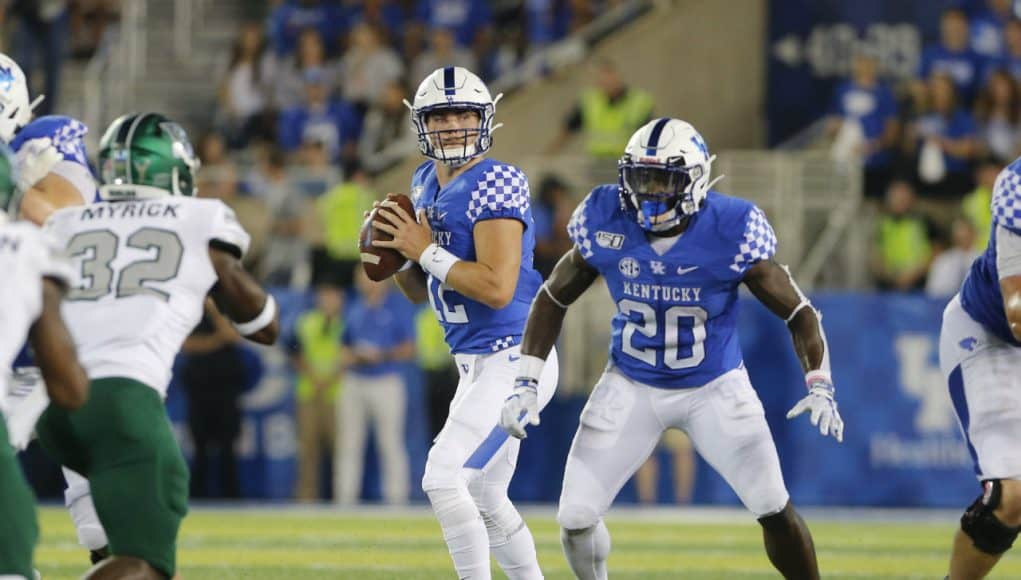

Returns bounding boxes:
[805,370,833,392]
[419,243,460,283]
[234,294,277,336]
[517,354,546,383]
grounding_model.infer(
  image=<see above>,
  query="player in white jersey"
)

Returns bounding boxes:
[0,53,112,566]
[0,144,88,580]
[939,155,1021,579]
[35,112,279,580]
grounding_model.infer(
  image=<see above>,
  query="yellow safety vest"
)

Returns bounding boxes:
[318,182,375,260]
[294,310,344,402]
[877,216,931,274]
[580,88,654,159]
[962,186,992,252]
[416,308,451,371]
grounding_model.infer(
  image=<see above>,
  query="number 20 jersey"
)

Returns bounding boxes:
[568,186,777,388]
[411,158,543,354]
[44,197,251,396]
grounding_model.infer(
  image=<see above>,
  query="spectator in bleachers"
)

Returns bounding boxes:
[218,22,277,149]
[291,284,344,502]
[532,175,574,278]
[246,146,308,286]
[278,69,361,164]
[357,80,417,175]
[336,269,414,505]
[410,27,477,91]
[918,8,987,106]
[413,0,493,58]
[974,69,1021,163]
[524,0,572,48]
[8,0,68,116]
[871,181,933,291]
[546,58,654,165]
[1001,19,1021,81]
[180,306,246,498]
[68,0,119,60]
[312,162,375,288]
[291,133,339,200]
[970,0,1012,59]
[199,132,272,270]
[345,0,406,48]
[926,217,981,296]
[267,0,343,58]
[906,73,979,198]
[962,158,999,250]
[339,22,405,111]
[273,28,339,112]
[827,51,899,199]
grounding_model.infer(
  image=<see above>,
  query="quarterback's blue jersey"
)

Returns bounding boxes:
[568,186,777,388]
[411,158,542,354]
[961,157,1021,346]
[10,115,97,202]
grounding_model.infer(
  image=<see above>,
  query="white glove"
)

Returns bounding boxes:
[500,377,540,439]
[15,137,62,193]
[786,374,844,443]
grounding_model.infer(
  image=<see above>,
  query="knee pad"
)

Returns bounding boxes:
[557,503,600,532]
[961,480,1021,555]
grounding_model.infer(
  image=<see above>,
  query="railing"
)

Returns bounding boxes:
[81,0,148,150]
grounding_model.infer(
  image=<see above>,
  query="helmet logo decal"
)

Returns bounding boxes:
[691,134,708,157]
[0,66,12,92]
[132,158,152,182]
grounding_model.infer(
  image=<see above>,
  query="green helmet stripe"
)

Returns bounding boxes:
[122,113,151,184]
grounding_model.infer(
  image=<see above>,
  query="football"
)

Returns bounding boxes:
[360,193,415,281]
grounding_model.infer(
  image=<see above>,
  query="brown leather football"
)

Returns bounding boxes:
[360,193,415,281]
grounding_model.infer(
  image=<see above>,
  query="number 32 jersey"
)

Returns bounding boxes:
[568,186,777,388]
[44,197,251,396]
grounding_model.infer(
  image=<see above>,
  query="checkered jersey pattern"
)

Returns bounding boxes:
[466,164,530,223]
[567,194,594,259]
[491,336,514,352]
[730,205,777,273]
[993,167,1021,234]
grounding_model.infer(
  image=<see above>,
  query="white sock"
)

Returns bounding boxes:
[427,486,492,579]
[482,501,542,579]
[561,520,611,580]
[63,468,108,550]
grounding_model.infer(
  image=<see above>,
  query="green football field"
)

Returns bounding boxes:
[31,506,1021,579]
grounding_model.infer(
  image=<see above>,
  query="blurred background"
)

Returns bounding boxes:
[1,0,1009,510]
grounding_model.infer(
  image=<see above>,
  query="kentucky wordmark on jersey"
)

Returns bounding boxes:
[567,185,777,388]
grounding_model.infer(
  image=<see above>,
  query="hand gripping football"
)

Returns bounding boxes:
[359,193,415,281]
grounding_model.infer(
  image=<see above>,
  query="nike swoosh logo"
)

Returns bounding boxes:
[508,355,521,362]
[676,266,699,275]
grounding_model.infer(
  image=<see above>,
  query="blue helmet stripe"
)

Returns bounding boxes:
[645,117,670,156]
[443,66,456,96]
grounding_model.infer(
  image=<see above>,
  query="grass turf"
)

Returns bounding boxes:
[31,506,1021,579]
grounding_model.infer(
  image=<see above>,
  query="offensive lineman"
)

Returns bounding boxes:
[939,155,1021,579]
[36,112,279,579]
[371,66,558,579]
[500,118,844,579]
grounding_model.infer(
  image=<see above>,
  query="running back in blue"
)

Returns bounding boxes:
[10,115,97,202]
[961,156,1021,345]
[411,157,542,354]
[568,186,777,388]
